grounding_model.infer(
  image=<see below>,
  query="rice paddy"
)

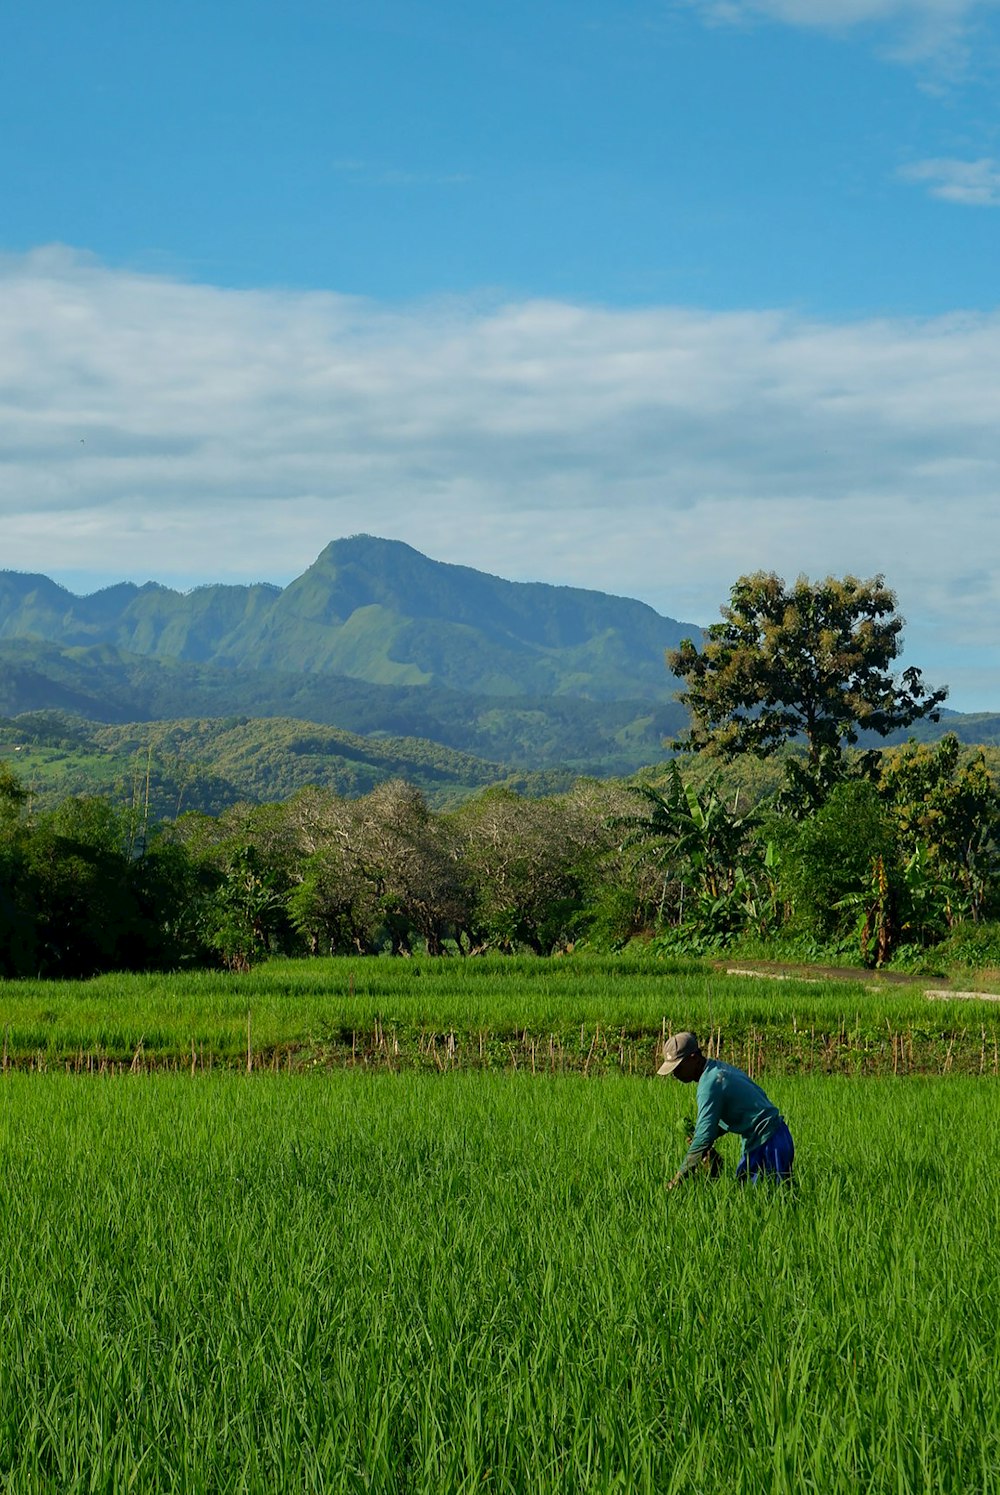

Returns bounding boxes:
[4,954,1000,1073]
[1,1062,999,1492]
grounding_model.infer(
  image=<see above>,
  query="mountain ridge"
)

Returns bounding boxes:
[2,532,998,811]
[0,536,697,701]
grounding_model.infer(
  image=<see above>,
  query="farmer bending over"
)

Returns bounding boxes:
[659,1031,794,1188]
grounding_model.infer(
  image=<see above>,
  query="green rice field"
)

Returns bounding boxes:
[1,1067,999,1492]
[3,954,1000,1073]
[3,958,1000,1490]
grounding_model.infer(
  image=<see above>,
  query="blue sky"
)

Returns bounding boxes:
[2,0,1000,704]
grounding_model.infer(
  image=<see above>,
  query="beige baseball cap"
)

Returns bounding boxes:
[657,1030,701,1076]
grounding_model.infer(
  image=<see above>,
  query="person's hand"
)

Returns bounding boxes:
[666,1176,680,1191]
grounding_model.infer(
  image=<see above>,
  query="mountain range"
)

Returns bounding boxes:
[2,536,996,812]
[0,537,699,790]
[0,534,694,701]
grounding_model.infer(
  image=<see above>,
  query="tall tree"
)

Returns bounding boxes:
[352,781,470,956]
[668,573,946,771]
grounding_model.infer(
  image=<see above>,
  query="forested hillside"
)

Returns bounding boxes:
[0,713,573,817]
[3,543,996,788]
[0,640,684,774]
[1,572,998,978]
[3,728,1000,979]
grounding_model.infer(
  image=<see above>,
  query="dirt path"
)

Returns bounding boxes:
[716,959,919,986]
[718,959,1000,1002]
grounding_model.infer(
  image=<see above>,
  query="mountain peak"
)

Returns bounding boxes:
[0,539,698,702]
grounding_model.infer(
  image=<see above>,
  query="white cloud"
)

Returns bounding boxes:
[1,246,999,698]
[900,155,1000,202]
[691,0,1000,67]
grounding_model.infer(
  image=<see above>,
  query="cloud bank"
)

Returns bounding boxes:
[1,247,999,695]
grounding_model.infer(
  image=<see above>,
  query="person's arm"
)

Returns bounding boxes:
[668,1077,723,1188]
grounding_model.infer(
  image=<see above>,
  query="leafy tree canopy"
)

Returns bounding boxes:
[668,573,947,769]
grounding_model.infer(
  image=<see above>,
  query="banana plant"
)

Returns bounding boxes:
[614,763,762,934]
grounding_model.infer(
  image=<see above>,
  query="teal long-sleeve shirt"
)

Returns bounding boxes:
[678,1059,782,1178]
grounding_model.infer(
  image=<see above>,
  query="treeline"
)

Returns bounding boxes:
[0,768,638,976]
[2,728,999,978]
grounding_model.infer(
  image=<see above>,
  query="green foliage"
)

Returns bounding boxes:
[0,763,207,978]
[453,788,599,953]
[12,799,179,978]
[287,846,376,957]
[578,882,650,951]
[0,643,683,777]
[5,682,1000,974]
[878,733,1000,923]
[201,844,291,972]
[933,920,1000,968]
[669,572,946,773]
[0,761,28,821]
[616,764,765,941]
[773,779,898,947]
[0,711,579,818]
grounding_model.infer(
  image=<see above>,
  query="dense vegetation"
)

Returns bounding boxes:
[2,725,1000,978]
[2,1069,998,1492]
[669,572,947,766]
[3,549,999,791]
[0,712,573,819]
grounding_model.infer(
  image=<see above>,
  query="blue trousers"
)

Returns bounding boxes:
[736,1119,794,1183]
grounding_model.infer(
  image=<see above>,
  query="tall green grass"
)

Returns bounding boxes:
[0,1070,997,1491]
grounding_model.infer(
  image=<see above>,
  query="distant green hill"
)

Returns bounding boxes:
[0,713,576,817]
[0,639,686,774]
[895,710,1000,747]
[0,535,697,701]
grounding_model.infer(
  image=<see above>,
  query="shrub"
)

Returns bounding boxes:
[775,779,897,942]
